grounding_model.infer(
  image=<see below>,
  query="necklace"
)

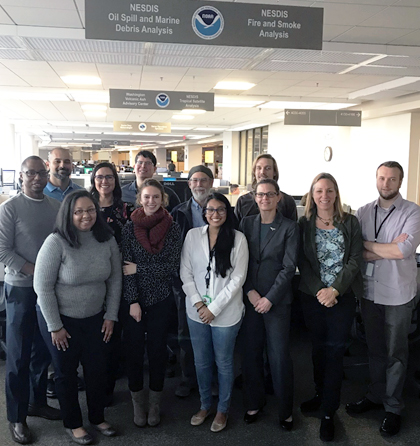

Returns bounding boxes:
[316,214,333,226]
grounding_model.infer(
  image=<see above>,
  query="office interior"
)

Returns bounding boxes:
[1,1,420,444]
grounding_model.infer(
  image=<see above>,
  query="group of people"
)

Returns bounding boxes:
[1,147,419,445]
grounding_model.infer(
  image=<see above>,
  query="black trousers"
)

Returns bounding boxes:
[124,298,171,392]
[240,301,294,421]
[300,292,356,416]
[38,311,106,429]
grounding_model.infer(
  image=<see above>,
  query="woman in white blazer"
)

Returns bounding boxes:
[180,192,248,433]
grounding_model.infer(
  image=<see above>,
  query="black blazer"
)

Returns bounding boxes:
[298,212,364,298]
[239,212,299,307]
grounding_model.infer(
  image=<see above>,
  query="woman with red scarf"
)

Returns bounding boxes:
[121,178,181,428]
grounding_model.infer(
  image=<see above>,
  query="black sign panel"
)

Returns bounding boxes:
[284,109,362,126]
[110,89,214,111]
[85,0,323,50]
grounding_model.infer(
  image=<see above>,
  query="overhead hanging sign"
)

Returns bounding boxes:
[110,89,214,111]
[284,109,362,126]
[85,0,323,50]
[114,121,171,133]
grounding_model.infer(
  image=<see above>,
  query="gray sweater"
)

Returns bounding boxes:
[0,193,60,287]
[34,231,122,332]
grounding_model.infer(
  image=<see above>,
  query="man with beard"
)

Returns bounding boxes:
[44,148,82,201]
[346,161,420,437]
[234,154,297,222]
[171,166,214,397]
[0,156,61,444]
[121,150,180,212]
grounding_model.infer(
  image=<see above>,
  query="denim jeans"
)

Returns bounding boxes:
[187,316,242,413]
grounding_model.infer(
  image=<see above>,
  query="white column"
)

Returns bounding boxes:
[223,131,240,184]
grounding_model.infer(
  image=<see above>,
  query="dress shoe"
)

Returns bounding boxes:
[244,410,261,424]
[9,422,32,445]
[210,414,228,432]
[320,417,335,442]
[27,404,61,420]
[91,422,117,437]
[301,394,322,412]
[380,412,401,436]
[279,418,293,431]
[65,428,93,445]
[345,397,383,415]
[191,410,211,426]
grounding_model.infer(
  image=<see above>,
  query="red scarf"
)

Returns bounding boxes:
[131,207,172,254]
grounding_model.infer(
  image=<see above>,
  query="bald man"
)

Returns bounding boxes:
[43,147,82,201]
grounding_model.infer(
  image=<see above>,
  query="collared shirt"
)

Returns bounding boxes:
[356,193,420,305]
[191,197,205,228]
[43,180,83,202]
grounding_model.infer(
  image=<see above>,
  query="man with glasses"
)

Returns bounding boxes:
[0,156,61,444]
[171,165,215,397]
[43,147,82,202]
[121,150,180,212]
[234,154,297,222]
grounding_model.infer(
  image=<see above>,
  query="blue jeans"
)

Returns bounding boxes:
[5,284,51,422]
[187,316,242,413]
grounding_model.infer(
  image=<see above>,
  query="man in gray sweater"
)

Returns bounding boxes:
[0,156,61,445]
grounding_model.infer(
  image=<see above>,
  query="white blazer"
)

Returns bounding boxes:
[180,226,249,327]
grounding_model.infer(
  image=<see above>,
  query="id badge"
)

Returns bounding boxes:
[202,294,212,306]
[365,262,374,277]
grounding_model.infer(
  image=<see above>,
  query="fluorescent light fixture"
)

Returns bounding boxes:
[229,123,265,131]
[0,91,70,101]
[172,114,194,120]
[181,109,206,114]
[317,103,358,110]
[215,99,265,108]
[187,134,212,139]
[155,140,183,144]
[214,81,256,90]
[349,77,420,99]
[81,104,108,111]
[170,126,194,130]
[70,91,109,103]
[194,127,228,131]
[338,55,388,75]
[61,75,102,85]
[260,101,358,110]
[83,111,107,118]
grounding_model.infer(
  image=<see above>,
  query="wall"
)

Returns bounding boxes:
[268,113,412,210]
[223,131,239,184]
[184,143,202,172]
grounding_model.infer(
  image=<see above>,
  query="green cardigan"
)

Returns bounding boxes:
[298,212,364,299]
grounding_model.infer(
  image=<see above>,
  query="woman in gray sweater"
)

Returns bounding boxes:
[34,190,122,445]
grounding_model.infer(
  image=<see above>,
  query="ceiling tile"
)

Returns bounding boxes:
[389,30,420,46]
[360,6,420,28]
[0,8,13,25]
[332,26,414,44]
[1,0,75,8]
[316,3,387,26]
[323,25,353,41]
[2,6,82,27]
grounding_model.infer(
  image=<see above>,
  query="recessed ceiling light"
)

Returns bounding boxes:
[214,81,256,90]
[172,114,194,120]
[61,75,102,85]
[83,111,107,118]
[181,109,206,114]
[81,104,108,111]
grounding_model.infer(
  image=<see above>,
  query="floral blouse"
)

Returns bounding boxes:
[315,227,345,287]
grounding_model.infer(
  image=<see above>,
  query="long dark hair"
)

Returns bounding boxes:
[202,192,235,278]
[54,190,113,248]
[89,162,123,207]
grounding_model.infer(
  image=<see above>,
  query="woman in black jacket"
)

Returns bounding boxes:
[298,173,363,442]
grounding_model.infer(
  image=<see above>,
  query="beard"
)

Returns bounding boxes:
[192,188,210,204]
[53,168,71,180]
[379,189,399,201]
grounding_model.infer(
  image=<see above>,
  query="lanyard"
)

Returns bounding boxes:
[204,232,215,291]
[374,205,396,241]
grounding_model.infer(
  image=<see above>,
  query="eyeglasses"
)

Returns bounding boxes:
[255,192,278,198]
[136,160,154,167]
[205,207,227,216]
[22,170,49,178]
[95,175,115,181]
[74,208,97,216]
[190,178,209,185]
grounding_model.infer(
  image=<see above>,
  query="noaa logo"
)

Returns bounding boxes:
[138,123,147,132]
[192,6,224,40]
[156,93,170,108]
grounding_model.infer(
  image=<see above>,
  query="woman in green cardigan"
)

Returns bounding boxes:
[298,173,363,442]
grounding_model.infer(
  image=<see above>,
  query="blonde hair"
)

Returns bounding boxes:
[136,178,169,208]
[304,173,345,222]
